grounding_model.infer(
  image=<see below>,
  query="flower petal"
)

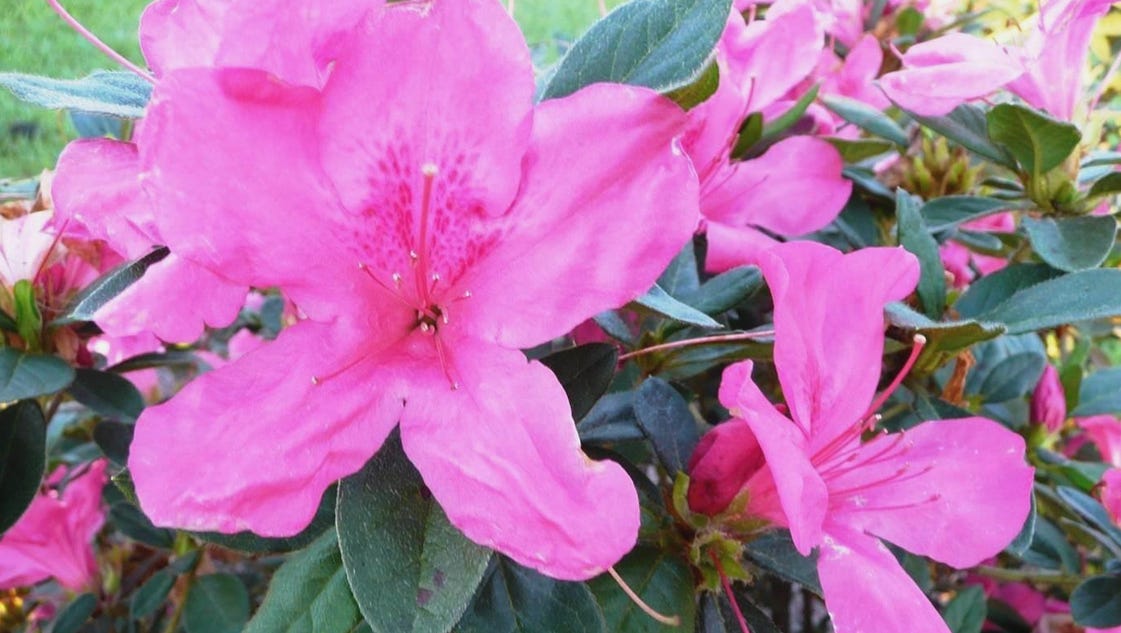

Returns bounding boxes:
[756,242,919,444]
[459,84,698,348]
[129,320,405,536]
[818,523,951,633]
[725,3,823,111]
[400,339,639,581]
[139,0,228,76]
[830,418,1033,568]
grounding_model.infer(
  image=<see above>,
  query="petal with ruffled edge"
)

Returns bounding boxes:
[139,0,227,76]
[459,84,698,349]
[827,418,1033,568]
[129,320,407,536]
[755,243,920,445]
[724,3,823,112]
[140,67,366,321]
[818,523,951,633]
[400,339,639,581]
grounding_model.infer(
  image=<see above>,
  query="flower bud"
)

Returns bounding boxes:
[1030,364,1066,433]
[686,420,766,516]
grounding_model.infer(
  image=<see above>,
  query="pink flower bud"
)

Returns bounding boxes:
[1031,364,1066,433]
[687,420,766,516]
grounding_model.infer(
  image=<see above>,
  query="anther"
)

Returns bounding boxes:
[463,290,472,298]
[392,273,402,285]
[410,250,419,261]
[311,376,320,385]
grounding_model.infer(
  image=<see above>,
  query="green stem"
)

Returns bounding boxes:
[973,566,1082,589]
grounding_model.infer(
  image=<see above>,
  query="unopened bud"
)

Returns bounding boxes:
[686,420,766,516]
[1030,364,1066,433]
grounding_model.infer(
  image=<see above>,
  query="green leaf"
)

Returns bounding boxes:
[131,568,177,620]
[338,435,492,633]
[826,137,895,162]
[245,529,364,633]
[822,94,909,146]
[0,348,76,402]
[69,368,145,422]
[1072,366,1121,416]
[1056,486,1121,549]
[578,392,644,445]
[955,264,1063,319]
[1071,575,1121,628]
[761,83,820,140]
[978,269,1121,334]
[1022,215,1117,272]
[13,280,42,352]
[911,104,1017,167]
[51,593,98,633]
[0,400,46,533]
[883,303,1005,355]
[542,0,731,100]
[743,531,821,595]
[1018,516,1079,571]
[986,103,1081,176]
[698,592,780,633]
[53,246,170,326]
[197,486,336,553]
[0,71,151,118]
[184,574,250,633]
[1006,493,1036,557]
[896,190,946,318]
[454,557,607,633]
[587,547,696,632]
[633,377,700,474]
[664,61,719,110]
[93,420,134,466]
[921,196,1012,232]
[730,112,764,159]
[539,344,619,421]
[1088,172,1121,199]
[684,267,763,316]
[976,353,1044,403]
[942,586,986,633]
[633,284,722,328]
[108,500,175,548]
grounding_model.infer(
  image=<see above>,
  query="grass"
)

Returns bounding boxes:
[0,0,625,179]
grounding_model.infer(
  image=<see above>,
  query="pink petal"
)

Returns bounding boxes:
[400,340,638,581]
[829,418,1033,568]
[140,67,365,320]
[878,33,1024,116]
[1103,469,1121,524]
[93,253,246,343]
[458,84,698,349]
[139,0,227,76]
[129,320,406,535]
[53,139,157,258]
[1079,415,1121,467]
[756,242,919,444]
[832,35,890,109]
[0,212,56,288]
[818,523,951,633]
[724,3,824,112]
[704,221,780,273]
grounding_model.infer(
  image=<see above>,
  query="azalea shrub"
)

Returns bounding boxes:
[2,0,1121,631]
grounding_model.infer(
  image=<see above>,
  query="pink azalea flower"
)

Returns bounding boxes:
[685,5,851,272]
[1103,468,1121,525]
[0,212,58,288]
[1079,415,1121,467]
[1031,364,1067,433]
[127,0,699,580]
[819,34,889,110]
[690,241,1033,631]
[0,460,108,591]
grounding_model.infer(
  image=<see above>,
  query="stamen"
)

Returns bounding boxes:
[433,334,458,391]
[46,0,156,83]
[413,162,439,304]
[829,463,936,498]
[606,567,681,627]
[710,552,750,633]
[392,273,402,286]
[844,494,942,514]
[358,262,415,310]
[860,334,927,422]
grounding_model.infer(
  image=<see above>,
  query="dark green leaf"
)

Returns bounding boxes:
[1023,216,1117,272]
[943,586,986,633]
[1072,366,1121,416]
[986,103,1081,176]
[633,284,721,328]
[1071,575,1121,628]
[184,574,250,633]
[542,0,731,100]
[245,529,364,633]
[1006,493,1036,557]
[897,190,946,318]
[633,377,700,473]
[1056,486,1121,549]
[844,166,895,199]
[1088,172,1121,199]
[131,569,176,620]
[51,593,98,633]
[911,104,1016,167]
[0,348,76,402]
[587,547,695,632]
[93,421,134,466]
[659,242,702,299]
[883,303,1004,354]
[0,71,151,118]
[665,61,720,110]
[762,83,820,140]
[69,368,145,422]
[1018,516,1079,571]
[540,344,619,421]
[955,264,1063,319]
[454,557,607,633]
[684,267,763,316]
[53,246,170,326]
[108,350,202,373]
[976,353,1045,402]
[822,94,908,145]
[0,400,46,533]
[731,112,764,159]
[978,269,1121,334]
[826,137,895,162]
[743,531,821,595]
[338,435,492,633]
[13,280,42,351]
[921,196,1012,232]
[578,392,644,444]
[109,501,175,548]
[698,592,779,633]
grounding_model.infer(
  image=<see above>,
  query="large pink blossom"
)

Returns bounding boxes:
[685,5,851,272]
[0,460,108,591]
[689,242,1033,632]
[127,0,699,581]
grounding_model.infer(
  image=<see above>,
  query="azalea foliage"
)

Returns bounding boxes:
[3,0,1121,632]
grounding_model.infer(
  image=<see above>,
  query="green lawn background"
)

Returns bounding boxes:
[0,0,624,178]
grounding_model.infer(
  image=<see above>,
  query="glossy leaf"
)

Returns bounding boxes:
[53,246,170,326]
[0,400,46,533]
[338,436,492,633]
[633,377,700,474]
[1022,216,1117,272]
[698,592,780,633]
[539,344,619,421]
[884,303,1005,355]
[911,104,1016,167]
[93,421,134,466]
[184,574,251,633]
[1088,172,1121,199]
[685,267,763,316]
[0,348,76,402]
[633,284,722,328]
[0,70,151,118]
[542,0,731,100]
[822,94,908,145]
[1071,575,1121,628]
[743,531,821,595]
[986,103,1081,176]
[69,368,145,422]
[896,190,945,318]
[587,547,696,632]
[196,486,336,554]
